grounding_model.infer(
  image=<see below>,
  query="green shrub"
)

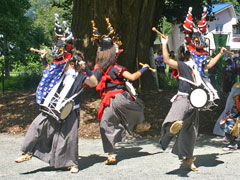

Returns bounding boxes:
[158,73,178,89]
[17,72,42,90]
[0,76,21,91]
[12,61,43,74]
[0,60,43,91]
[0,71,42,91]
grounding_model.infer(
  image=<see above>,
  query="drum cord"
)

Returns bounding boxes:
[178,76,198,87]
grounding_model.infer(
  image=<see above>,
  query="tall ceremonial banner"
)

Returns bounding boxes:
[213,33,228,88]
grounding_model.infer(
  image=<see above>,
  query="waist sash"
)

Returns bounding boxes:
[97,90,124,120]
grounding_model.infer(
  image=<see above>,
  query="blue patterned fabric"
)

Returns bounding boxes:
[191,52,208,78]
[36,62,66,104]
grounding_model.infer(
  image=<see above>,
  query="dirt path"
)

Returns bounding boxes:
[0,89,228,138]
[1,133,240,180]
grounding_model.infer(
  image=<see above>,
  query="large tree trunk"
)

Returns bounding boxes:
[72,0,164,90]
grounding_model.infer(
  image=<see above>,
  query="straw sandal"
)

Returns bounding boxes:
[15,153,32,163]
[69,165,79,173]
[182,157,198,171]
[135,123,151,133]
[104,153,116,165]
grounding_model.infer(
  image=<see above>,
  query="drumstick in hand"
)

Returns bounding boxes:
[219,47,234,55]
[152,27,167,39]
[29,47,45,54]
[139,62,156,72]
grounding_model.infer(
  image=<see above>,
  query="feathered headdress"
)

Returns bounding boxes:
[198,7,207,35]
[91,18,122,51]
[183,7,209,78]
[183,7,208,45]
[54,14,74,43]
[54,13,64,37]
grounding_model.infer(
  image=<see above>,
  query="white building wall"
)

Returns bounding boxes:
[205,6,240,51]
[206,8,233,50]
[168,24,185,54]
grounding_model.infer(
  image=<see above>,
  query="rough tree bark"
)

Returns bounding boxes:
[72,0,164,90]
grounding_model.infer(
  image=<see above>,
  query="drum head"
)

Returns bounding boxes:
[189,88,208,108]
[125,81,137,97]
[60,101,74,120]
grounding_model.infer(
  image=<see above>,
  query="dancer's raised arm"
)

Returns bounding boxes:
[160,35,178,69]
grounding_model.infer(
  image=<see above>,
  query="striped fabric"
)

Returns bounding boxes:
[191,52,208,78]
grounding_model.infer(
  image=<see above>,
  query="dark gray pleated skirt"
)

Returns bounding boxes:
[100,92,145,153]
[21,110,79,168]
[160,95,199,159]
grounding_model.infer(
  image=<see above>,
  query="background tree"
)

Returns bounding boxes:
[72,0,164,90]
[0,0,31,78]
[52,0,73,23]
[30,0,71,44]
[71,0,215,90]
[163,0,213,24]
[0,0,225,87]
[0,0,47,78]
[0,0,72,78]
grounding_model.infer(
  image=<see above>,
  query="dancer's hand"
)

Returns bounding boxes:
[78,60,86,70]
[78,61,93,77]
[141,63,150,69]
[161,35,168,45]
[40,50,47,58]
[219,47,227,55]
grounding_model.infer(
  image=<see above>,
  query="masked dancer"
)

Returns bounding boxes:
[15,50,97,173]
[33,13,74,105]
[159,35,226,172]
[15,16,98,174]
[91,18,151,165]
[155,7,227,171]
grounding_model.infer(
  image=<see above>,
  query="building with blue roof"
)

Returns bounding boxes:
[211,3,233,14]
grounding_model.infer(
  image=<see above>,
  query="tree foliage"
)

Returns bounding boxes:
[0,0,71,77]
[162,0,213,25]
[0,0,33,77]
[212,0,239,5]
[30,0,72,44]
[2,0,238,89]
[52,0,73,22]
[159,17,174,36]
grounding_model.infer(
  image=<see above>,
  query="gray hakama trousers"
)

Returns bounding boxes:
[21,110,79,168]
[160,95,199,159]
[100,92,145,153]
